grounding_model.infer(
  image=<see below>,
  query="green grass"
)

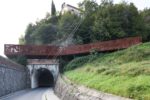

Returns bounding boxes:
[64,42,150,100]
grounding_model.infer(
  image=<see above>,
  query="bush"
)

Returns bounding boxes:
[127,85,149,99]
[64,55,90,71]
[64,54,101,71]
[95,67,107,74]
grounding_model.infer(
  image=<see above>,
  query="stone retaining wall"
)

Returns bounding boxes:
[54,76,132,100]
[0,56,29,97]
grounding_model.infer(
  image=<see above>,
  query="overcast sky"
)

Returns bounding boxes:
[0,0,150,57]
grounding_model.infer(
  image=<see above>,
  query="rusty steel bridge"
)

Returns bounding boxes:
[4,37,142,58]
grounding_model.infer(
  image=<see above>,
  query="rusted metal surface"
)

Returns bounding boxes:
[61,36,142,55]
[5,45,59,56]
[4,37,142,57]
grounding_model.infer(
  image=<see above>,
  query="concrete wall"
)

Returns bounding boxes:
[0,56,28,97]
[54,76,132,100]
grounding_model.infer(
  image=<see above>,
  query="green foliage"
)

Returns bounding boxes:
[9,56,27,66]
[22,0,150,46]
[76,0,98,43]
[76,0,145,43]
[65,72,150,100]
[57,12,80,39]
[64,55,90,71]
[127,84,150,99]
[23,10,80,45]
[51,0,56,16]
[31,23,57,44]
[93,2,142,41]
[64,42,150,100]
[65,53,100,71]
[24,23,36,44]
[90,48,98,55]
[19,35,25,44]
[24,15,59,45]
[140,9,150,42]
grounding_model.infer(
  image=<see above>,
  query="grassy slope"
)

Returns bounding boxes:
[64,42,150,100]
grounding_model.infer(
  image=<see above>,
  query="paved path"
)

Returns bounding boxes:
[0,88,60,100]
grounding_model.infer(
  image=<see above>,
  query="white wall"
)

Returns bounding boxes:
[61,4,81,16]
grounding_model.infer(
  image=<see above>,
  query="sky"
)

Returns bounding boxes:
[0,0,150,57]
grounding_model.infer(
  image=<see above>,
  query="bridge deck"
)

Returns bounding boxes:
[4,37,142,57]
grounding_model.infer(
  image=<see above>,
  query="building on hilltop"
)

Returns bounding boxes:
[61,2,82,16]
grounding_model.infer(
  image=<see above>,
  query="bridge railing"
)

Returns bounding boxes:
[4,36,142,57]
[61,36,142,55]
[4,44,59,56]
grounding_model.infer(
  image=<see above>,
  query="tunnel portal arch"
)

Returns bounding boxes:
[27,59,59,89]
[37,68,54,87]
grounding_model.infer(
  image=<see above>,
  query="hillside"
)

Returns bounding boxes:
[64,42,150,100]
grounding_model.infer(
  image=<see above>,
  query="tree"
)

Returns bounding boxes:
[19,35,25,44]
[31,23,57,44]
[24,23,36,44]
[58,12,80,40]
[140,9,150,41]
[51,0,56,16]
[93,1,142,41]
[76,0,98,44]
[24,13,59,45]
[22,0,148,47]
[9,56,27,66]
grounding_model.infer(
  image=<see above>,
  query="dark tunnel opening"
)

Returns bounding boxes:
[37,68,54,87]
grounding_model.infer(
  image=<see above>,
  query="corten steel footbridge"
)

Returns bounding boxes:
[5,37,141,58]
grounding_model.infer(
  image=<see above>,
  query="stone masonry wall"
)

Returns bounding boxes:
[0,56,28,97]
[54,76,132,100]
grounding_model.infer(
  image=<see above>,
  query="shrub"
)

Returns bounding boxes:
[64,56,90,71]
[95,67,107,74]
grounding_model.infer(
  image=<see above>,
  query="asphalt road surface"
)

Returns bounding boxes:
[0,88,60,100]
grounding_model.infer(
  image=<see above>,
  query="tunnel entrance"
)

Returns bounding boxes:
[37,68,54,87]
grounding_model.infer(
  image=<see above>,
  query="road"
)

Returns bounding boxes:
[0,88,60,100]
